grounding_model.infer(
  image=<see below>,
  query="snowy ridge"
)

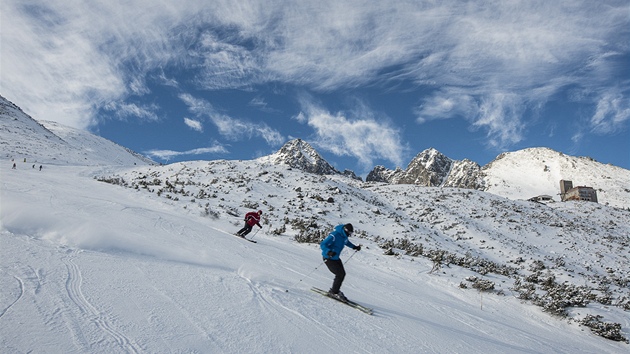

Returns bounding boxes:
[41,120,155,166]
[482,148,630,209]
[0,96,65,157]
[0,95,153,166]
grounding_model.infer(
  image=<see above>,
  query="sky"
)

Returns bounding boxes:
[2,0,629,175]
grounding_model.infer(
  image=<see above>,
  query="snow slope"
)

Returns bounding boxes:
[1,95,153,166]
[2,161,629,353]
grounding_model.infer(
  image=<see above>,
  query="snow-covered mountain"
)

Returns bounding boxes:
[2,98,629,352]
[367,148,482,189]
[260,138,362,180]
[0,95,153,166]
[259,138,340,175]
[482,148,630,209]
[366,147,630,209]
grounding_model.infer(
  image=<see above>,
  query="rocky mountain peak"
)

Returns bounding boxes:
[395,148,452,185]
[366,148,482,188]
[366,165,401,183]
[268,138,340,175]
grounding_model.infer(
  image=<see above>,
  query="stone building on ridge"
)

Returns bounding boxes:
[560,180,598,203]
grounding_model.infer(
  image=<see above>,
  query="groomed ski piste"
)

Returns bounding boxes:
[2,161,628,353]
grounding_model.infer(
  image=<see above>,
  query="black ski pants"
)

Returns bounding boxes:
[237,222,253,236]
[324,258,346,294]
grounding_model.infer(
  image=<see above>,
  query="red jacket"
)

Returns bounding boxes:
[245,212,262,227]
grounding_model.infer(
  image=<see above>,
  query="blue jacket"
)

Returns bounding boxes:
[320,224,357,260]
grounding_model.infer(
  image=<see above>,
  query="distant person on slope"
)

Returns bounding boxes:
[320,223,361,302]
[236,210,263,237]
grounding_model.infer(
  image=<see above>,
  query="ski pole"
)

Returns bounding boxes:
[248,228,261,240]
[286,248,360,292]
[344,246,361,264]
[285,260,326,292]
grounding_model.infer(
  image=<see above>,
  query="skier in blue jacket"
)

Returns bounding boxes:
[320,223,361,302]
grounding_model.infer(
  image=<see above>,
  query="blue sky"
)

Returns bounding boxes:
[3,1,629,176]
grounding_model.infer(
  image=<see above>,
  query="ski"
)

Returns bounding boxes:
[311,287,373,315]
[234,234,257,243]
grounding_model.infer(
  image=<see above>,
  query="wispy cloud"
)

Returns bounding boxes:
[256,125,285,146]
[178,93,249,139]
[409,2,630,150]
[589,91,630,134]
[248,97,278,113]
[2,1,167,128]
[102,101,160,122]
[145,144,228,162]
[179,93,284,145]
[3,0,628,153]
[184,118,203,132]
[297,96,406,168]
[416,91,526,149]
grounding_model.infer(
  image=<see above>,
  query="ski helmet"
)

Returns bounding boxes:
[343,223,354,235]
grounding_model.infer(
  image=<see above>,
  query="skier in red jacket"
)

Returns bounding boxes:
[236,210,263,237]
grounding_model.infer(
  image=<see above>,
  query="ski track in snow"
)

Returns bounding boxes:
[133,264,226,352]
[61,249,142,353]
[0,273,24,320]
[235,273,326,352]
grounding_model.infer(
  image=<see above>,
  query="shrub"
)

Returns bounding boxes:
[294,228,327,243]
[470,278,495,292]
[580,315,627,342]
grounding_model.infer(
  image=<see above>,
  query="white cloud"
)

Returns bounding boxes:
[103,101,160,122]
[590,92,630,134]
[256,125,285,146]
[1,1,168,128]
[248,97,278,113]
[145,144,228,161]
[298,98,406,168]
[472,93,526,149]
[416,94,477,123]
[416,91,526,149]
[156,71,180,88]
[178,93,247,139]
[179,93,284,145]
[179,93,212,114]
[184,118,203,132]
[2,0,628,152]
[191,32,262,90]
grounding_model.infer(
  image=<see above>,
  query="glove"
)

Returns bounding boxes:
[354,245,361,251]
[327,251,336,258]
